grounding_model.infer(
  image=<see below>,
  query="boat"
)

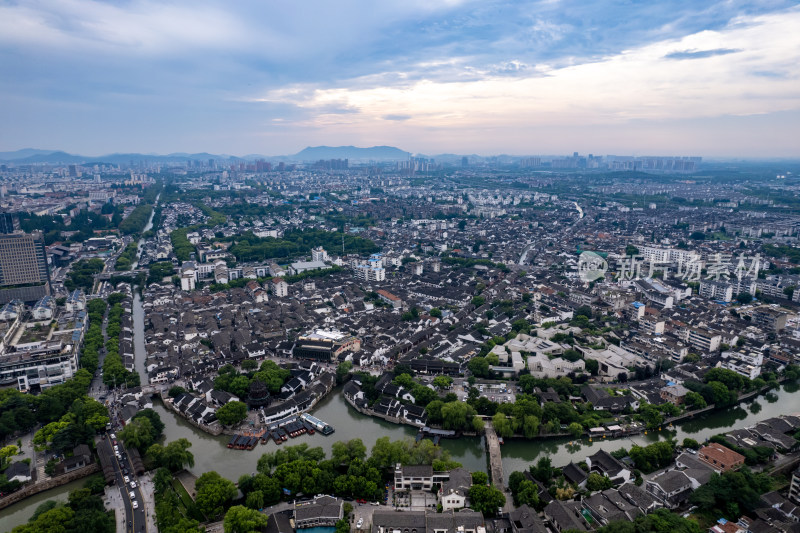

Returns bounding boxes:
[227,436,237,449]
[498,437,504,445]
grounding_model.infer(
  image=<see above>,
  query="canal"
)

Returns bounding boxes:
[1,479,87,532]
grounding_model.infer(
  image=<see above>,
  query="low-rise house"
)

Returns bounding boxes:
[439,467,471,511]
[645,470,693,509]
[6,461,32,483]
[586,449,632,484]
[698,443,745,472]
[294,495,343,529]
[660,383,689,405]
[543,500,588,532]
[508,504,548,533]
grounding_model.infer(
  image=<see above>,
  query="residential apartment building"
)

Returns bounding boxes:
[0,231,51,304]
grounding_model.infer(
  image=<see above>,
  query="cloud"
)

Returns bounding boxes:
[0,1,799,155]
[261,7,800,129]
[664,48,741,59]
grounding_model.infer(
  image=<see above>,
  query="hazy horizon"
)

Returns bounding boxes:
[1,1,798,158]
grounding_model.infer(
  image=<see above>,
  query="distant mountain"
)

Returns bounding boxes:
[0,148,63,161]
[11,151,88,164]
[293,145,410,162]
[0,146,412,165]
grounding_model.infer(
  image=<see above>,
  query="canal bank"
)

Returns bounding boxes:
[500,382,799,475]
[0,479,87,532]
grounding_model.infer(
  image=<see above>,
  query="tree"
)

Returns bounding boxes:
[118,416,155,451]
[168,386,186,398]
[690,467,772,519]
[629,441,675,474]
[471,296,485,307]
[684,352,701,363]
[472,471,489,486]
[598,508,701,533]
[393,373,414,389]
[492,413,514,438]
[736,292,753,304]
[149,438,195,472]
[468,357,490,378]
[514,480,539,508]
[0,444,18,470]
[684,391,707,410]
[331,439,367,465]
[468,484,506,516]
[432,376,453,390]
[567,422,583,438]
[335,519,351,533]
[584,358,599,376]
[707,381,738,406]
[705,368,746,391]
[132,408,165,442]
[154,467,173,494]
[195,471,237,519]
[682,438,700,450]
[223,505,269,533]
[216,401,248,426]
[586,473,614,491]
[335,361,353,385]
[530,457,552,483]
[441,402,476,431]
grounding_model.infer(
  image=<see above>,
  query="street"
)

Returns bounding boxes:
[98,434,149,533]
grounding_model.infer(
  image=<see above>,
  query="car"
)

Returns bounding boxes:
[132,501,138,509]
[114,446,119,452]
[129,491,136,499]
[357,518,364,529]
[124,476,130,483]
[130,481,137,488]
[110,433,116,439]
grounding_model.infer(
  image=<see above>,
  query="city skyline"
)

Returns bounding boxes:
[1,1,799,157]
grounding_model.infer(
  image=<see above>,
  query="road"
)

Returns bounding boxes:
[99,434,148,532]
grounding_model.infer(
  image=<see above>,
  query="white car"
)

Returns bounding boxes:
[110,433,116,439]
[113,445,119,452]
[130,481,137,489]
[357,518,364,529]
[129,491,136,499]
[132,501,139,509]
[123,475,129,483]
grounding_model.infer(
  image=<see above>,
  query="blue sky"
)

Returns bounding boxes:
[1,0,798,157]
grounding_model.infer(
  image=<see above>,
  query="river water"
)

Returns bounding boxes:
[1,479,87,532]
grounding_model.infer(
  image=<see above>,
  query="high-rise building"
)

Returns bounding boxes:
[0,232,51,304]
[0,212,16,234]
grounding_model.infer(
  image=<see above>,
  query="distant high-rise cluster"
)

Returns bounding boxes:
[518,153,702,173]
[314,159,349,170]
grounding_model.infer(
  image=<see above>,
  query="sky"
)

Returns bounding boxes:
[1,0,799,158]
